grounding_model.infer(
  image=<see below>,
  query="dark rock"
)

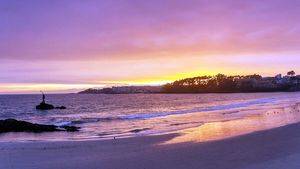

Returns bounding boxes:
[60,125,80,132]
[55,106,66,109]
[36,102,66,110]
[36,102,55,110]
[129,128,151,133]
[0,119,80,133]
[0,119,58,133]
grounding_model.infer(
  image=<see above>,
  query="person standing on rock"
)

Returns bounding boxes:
[41,91,45,104]
[36,91,66,110]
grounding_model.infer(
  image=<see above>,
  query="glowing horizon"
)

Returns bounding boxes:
[1,0,300,93]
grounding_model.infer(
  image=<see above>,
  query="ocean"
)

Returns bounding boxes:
[1,92,300,141]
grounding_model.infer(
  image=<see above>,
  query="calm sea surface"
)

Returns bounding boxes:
[1,92,300,141]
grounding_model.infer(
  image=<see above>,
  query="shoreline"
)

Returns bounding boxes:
[2,121,300,169]
[0,98,299,142]
[1,98,298,143]
[2,95,300,168]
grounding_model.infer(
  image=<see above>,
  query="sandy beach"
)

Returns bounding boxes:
[2,118,300,169]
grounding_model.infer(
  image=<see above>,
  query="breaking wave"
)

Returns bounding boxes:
[55,97,276,126]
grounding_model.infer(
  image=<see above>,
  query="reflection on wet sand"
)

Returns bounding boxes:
[164,103,300,144]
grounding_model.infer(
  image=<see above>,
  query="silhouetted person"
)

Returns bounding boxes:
[41,91,45,104]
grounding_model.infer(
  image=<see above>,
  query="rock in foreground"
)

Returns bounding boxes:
[0,119,80,133]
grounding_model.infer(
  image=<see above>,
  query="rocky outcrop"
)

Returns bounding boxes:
[36,102,55,110]
[36,102,66,110]
[55,106,66,109]
[0,119,80,133]
[60,125,79,132]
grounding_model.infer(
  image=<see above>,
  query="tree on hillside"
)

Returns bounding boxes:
[287,71,295,76]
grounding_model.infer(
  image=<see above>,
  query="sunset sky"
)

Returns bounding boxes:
[1,0,300,94]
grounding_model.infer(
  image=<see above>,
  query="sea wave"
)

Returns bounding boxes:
[53,117,123,126]
[120,97,276,120]
[54,97,276,126]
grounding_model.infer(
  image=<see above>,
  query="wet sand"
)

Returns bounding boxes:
[2,121,300,169]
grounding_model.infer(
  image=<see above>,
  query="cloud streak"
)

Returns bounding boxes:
[1,0,300,60]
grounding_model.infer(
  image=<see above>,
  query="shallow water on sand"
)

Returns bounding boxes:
[1,92,300,141]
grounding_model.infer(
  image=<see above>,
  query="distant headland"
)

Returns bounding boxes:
[79,86,162,94]
[79,71,300,94]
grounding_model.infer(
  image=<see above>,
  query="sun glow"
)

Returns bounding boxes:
[0,83,106,94]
